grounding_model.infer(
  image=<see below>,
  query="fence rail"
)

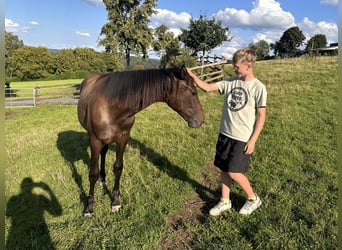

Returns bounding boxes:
[5,58,228,108]
[190,55,227,82]
[5,88,36,108]
[5,83,80,107]
[33,84,80,106]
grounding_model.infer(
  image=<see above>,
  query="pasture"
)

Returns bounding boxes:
[5,56,337,249]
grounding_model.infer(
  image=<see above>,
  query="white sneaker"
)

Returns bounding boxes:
[239,195,262,215]
[209,199,232,216]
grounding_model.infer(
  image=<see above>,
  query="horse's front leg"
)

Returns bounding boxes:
[112,133,129,213]
[84,136,103,217]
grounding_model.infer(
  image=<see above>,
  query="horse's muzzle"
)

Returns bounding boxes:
[188,117,204,128]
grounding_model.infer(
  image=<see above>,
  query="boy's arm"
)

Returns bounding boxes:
[244,107,266,155]
[187,68,219,92]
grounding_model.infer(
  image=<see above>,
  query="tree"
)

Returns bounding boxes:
[52,49,78,75]
[5,32,24,77]
[9,46,53,80]
[152,25,182,67]
[305,34,327,52]
[248,40,269,60]
[99,0,157,67]
[179,15,231,56]
[274,26,306,57]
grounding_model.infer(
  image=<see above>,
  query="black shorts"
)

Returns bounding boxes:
[214,133,250,173]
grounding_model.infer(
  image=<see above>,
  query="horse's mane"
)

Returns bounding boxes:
[99,68,179,109]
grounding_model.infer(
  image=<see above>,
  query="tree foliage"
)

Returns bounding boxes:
[99,0,157,67]
[273,26,306,57]
[152,25,182,67]
[9,46,53,80]
[6,45,124,81]
[305,34,327,52]
[179,15,231,56]
[248,40,270,60]
[5,32,24,76]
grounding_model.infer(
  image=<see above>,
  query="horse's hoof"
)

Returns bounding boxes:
[83,212,93,217]
[112,205,121,213]
[98,181,106,187]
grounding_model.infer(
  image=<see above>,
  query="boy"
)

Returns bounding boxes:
[187,48,267,215]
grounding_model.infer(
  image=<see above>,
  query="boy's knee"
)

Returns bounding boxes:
[228,172,244,180]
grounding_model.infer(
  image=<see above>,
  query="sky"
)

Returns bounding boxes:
[5,0,339,59]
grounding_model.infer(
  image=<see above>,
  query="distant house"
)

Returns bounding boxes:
[314,43,338,55]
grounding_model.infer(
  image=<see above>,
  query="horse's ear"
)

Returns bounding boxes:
[180,65,187,78]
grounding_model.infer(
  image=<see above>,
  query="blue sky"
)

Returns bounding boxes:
[5,0,339,59]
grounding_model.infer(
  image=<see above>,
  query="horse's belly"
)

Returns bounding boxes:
[93,115,135,144]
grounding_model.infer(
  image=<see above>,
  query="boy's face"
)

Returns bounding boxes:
[232,61,252,79]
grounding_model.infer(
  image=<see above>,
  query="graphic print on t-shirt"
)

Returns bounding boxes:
[227,87,248,111]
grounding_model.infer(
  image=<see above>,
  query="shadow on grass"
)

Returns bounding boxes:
[57,130,218,217]
[57,131,90,209]
[129,138,218,218]
[6,178,62,249]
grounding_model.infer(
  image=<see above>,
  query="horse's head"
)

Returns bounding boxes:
[166,66,204,128]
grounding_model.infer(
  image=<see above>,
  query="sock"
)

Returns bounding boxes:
[221,198,230,204]
[248,196,256,201]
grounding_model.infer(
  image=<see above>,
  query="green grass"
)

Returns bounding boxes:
[5,56,337,249]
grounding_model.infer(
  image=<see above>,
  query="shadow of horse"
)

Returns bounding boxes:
[57,130,90,208]
[128,138,218,216]
[6,178,62,249]
[57,130,218,217]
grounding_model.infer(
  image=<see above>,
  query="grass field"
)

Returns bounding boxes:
[5,56,337,249]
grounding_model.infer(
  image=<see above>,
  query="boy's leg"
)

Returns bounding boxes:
[209,171,233,216]
[228,172,255,199]
[229,172,262,214]
[221,171,233,199]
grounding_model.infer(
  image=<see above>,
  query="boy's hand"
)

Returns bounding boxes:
[244,140,256,155]
[186,68,195,77]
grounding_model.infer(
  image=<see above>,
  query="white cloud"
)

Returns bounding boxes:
[81,0,103,5]
[30,21,39,26]
[5,18,19,32]
[150,8,191,30]
[76,31,91,37]
[299,17,338,43]
[214,0,295,30]
[21,26,31,33]
[252,33,277,45]
[320,0,338,5]
[212,39,242,60]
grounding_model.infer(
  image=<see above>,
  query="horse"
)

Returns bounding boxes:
[77,65,204,216]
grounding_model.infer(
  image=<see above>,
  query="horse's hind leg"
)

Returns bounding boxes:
[112,133,129,213]
[84,136,103,217]
[99,144,109,193]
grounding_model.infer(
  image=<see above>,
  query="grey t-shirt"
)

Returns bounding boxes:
[216,76,267,142]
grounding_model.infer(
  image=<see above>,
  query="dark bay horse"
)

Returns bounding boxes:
[77,66,204,216]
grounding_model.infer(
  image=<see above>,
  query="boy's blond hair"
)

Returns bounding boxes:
[232,48,257,65]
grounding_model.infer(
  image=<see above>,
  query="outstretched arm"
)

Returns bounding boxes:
[187,68,219,92]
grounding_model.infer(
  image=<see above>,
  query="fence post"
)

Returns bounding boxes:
[34,85,40,106]
[220,56,225,80]
[200,56,204,80]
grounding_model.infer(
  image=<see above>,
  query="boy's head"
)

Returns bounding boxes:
[232,48,257,65]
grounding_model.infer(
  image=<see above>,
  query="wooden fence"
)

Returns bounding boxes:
[5,88,37,108]
[33,83,80,106]
[190,55,227,82]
